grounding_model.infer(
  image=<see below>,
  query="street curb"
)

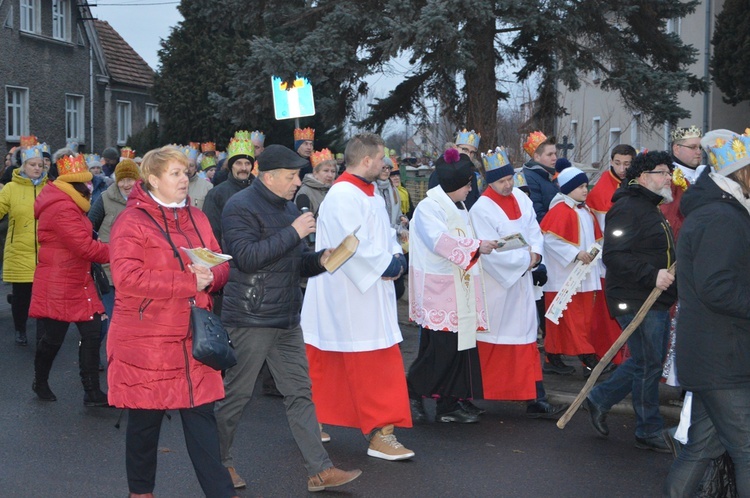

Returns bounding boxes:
[547,391,682,420]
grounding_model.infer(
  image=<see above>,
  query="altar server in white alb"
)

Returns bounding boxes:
[407,149,497,425]
[301,133,414,461]
[540,165,607,377]
[470,148,567,419]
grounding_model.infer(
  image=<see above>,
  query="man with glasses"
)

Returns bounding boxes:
[662,125,705,240]
[585,150,678,453]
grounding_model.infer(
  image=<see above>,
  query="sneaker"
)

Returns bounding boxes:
[543,354,576,375]
[635,434,672,453]
[227,466,246,489]
[367,425,415,461]
[319,423,331,443]
[307,466,362,492]
[458,399,486,416]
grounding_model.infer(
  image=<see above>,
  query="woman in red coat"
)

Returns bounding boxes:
[30,154,109,405]
[107,146,236,498]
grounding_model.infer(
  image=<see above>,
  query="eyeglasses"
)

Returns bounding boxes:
[676,144,701,151]
[644,170,672,178]
[384,166,393,171]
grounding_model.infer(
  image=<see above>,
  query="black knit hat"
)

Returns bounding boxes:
[435,149,473,193]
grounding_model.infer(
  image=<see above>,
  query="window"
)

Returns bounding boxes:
[3,5,13,29]
[591,117,601,164]
[6,86,29,141]
[52,0,67,41]
[65,94,84,142]
[117,101,132,145]
[20,0,38,33]
[145,104,159,124]
[631,113,642,150]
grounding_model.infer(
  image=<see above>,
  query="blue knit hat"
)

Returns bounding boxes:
[558,166,588,195]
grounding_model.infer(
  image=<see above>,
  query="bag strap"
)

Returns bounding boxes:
[137,207,185,271]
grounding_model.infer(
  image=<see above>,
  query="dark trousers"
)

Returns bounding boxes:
[126,402,235,497]
[35,316,101,389]
[11,281,32,333]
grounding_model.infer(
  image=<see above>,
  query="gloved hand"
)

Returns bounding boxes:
[532,263,548,287]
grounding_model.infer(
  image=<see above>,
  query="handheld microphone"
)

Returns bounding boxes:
[295,194,316,244]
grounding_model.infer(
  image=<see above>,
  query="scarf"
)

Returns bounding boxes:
[710,173,750,217]
[425,186,478,351]
[396,185,410,215]
[53,179,91,212]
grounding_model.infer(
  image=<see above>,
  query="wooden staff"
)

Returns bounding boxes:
[557,263,676,429]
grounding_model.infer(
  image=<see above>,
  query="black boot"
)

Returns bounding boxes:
[80,332,109,407]
[409,398,427,423]
[33,340,61,401]
[15,330,28,346]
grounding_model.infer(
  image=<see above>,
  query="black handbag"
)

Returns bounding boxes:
[137,207,236,371]
[91,262,110,298]
[189,298,237,371]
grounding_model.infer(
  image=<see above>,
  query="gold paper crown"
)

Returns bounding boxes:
[523,131,548,157]
[20,135,38,147]
[201,142,216,152]
[189,142,201,150]
[294,127,315,141]
[121,147,136,159]
[311,148,334,168]
[671,125,702,143]
[227,138,255,160]
[234,130,251,140]
[57,154,89,177]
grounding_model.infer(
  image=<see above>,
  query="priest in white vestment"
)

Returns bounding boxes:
[301,133,414,462]
[470,148,567,418]
[407,149,497,424]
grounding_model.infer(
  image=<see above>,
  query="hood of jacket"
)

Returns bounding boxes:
[523,160,555,180]
[680,168,747,219]
[103,180,128,206]
[301,173,330,192]
[34,182,78,219]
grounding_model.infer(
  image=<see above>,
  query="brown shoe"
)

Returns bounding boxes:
[308,466,362,492]
[227,466,246,489]
[367,424,415,461]
[319,423,331,443]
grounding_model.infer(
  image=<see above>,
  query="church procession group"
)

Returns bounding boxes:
[3,119,750,496]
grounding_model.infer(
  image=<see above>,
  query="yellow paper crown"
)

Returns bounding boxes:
[227,138,255,160]
[311,148,334,168]
[294,127,315,141]
[523,131,548,157]
[234,130,251,140]
[671,125,702,143]
[120,147,136,159]
[20,135,38,147]
[57,154,89,177]
[201,155,217,170]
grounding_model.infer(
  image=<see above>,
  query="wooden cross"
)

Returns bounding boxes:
[556,135,575,159]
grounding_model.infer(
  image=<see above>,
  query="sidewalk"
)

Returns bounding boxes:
[395,295,683,421]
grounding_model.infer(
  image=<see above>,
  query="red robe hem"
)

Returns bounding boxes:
[544,291,596,356]
[478,342,541,400]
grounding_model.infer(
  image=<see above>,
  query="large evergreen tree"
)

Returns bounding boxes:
[710,0,750,106]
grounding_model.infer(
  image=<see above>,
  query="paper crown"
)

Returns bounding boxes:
[182,146,199,162]
[57,154,89,177]
[671,125,702,143]
[482,147,514,183]
[188,142,201,150]
[455,128,481,149]
[120,147,136,159]
[66,139,79,153]
[234,130,251,140]
[523,131,548,157]
[227,138,255,160]
[701,129,750,177]
[201,142,216,152]
[85,153,101,164]
[311,148,334,168]
[294,127,315,141]
[41,143,50,155]
[201,155,217,170]
[21,144,43,163]
[514,171,527,189]
[20,135,38,148]
[250,130,265,144]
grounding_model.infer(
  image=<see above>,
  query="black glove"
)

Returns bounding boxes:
[382,254,407,278]
[532,263,548,287]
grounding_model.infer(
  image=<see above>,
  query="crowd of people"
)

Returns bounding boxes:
[1,122,749,497]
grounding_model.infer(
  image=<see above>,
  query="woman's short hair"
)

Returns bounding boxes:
[314,159,337,173]
[141,146,187,191]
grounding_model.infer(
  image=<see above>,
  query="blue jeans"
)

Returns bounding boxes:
[588,310,669,438]
[100,285,115,339]
[665,387,750,497]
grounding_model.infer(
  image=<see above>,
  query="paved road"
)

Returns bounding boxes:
[0,282,680,496]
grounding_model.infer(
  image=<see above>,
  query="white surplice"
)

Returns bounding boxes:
[301,180,403,352]
[470,188,542,345]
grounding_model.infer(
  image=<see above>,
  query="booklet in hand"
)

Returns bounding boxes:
[181,247,233,268]
[323,226,360,273]
[494,233,528,252]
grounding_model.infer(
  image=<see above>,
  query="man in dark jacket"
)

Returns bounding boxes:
[586,150,677,453]
[665,129,750,496]
[521,131,559,223]
[215,144,361,493]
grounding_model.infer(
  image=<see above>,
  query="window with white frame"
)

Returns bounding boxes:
[20,0,39,33]
[6,87,29,141]
[52,0,67,41]
[145,104,159,124]
[609,128,621,155]
[65,94,84,142]
[117,101,132,145]
[631,113,642,150]
[591,117,601,164]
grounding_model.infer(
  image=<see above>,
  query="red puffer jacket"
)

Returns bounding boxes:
[29,182,109,322]
[107,182,229,410]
